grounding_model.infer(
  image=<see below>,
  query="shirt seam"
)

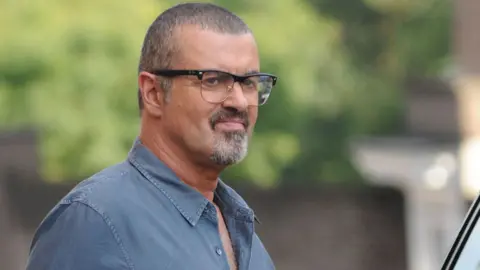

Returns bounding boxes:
[65,199,136,270]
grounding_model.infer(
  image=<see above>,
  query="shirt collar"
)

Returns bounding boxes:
[127,138,259,226]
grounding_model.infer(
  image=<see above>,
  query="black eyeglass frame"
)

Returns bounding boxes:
[149,69,278,86]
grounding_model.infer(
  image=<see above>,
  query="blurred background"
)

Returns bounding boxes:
[1,0,479,269]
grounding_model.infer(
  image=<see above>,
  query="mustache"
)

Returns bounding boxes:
[210,109,249,129]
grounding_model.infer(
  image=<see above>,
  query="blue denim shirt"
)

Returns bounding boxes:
[26,139,274,270]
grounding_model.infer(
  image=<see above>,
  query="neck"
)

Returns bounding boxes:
[139,127,221,202]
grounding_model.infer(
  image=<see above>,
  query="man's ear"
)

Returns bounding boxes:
[138,71,165,117]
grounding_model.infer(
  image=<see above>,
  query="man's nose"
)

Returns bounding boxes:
[222,83,248,110]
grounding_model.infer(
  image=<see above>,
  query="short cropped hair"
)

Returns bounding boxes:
[137,2,252,110]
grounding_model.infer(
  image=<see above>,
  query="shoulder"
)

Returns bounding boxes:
[61,161,145,211]
[28,162,143,269]
[50,160,179,238]
[67,161,133,198]
[29,161,174,269]
[33,161,139,238]
[27,199,134,270]
[36,161,145,238]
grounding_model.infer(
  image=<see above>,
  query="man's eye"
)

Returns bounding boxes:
[243,79,254,86]
[203,77,220,86]
[242,78,257,89]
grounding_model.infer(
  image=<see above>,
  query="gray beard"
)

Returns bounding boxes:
[210,131,248,166]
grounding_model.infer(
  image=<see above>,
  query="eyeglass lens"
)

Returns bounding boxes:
[200,71,273,106]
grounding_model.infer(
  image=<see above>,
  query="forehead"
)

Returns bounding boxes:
[173,25,259,73]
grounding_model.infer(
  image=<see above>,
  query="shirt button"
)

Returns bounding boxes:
[215,247,223,256]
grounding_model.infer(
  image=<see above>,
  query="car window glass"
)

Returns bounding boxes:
[453,219,480,269]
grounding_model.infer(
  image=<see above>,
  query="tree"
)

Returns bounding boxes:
[0,0,451,187]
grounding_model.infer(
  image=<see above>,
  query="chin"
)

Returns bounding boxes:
[209,128,249,166]
[210,149,248,166]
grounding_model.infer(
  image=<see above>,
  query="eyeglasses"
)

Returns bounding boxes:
[150,69,277,106]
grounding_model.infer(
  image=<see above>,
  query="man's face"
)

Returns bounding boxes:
[160,25,260,167]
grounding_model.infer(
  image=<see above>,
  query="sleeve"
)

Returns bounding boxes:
[26,201,132,270]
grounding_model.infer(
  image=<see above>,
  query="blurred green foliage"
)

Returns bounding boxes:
[0,0,450,186]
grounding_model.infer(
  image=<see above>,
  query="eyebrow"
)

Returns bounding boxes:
[244,69,260,76]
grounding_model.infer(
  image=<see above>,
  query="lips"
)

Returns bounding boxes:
[214,118,246,130]
[210,110,249,130]
[217,118,246,126]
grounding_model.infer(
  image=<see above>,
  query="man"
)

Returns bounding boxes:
[26,2,278,270]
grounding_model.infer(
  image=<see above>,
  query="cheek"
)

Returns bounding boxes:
[172,91,209,128]
[165,102,202,138]
[184,102,216,134]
